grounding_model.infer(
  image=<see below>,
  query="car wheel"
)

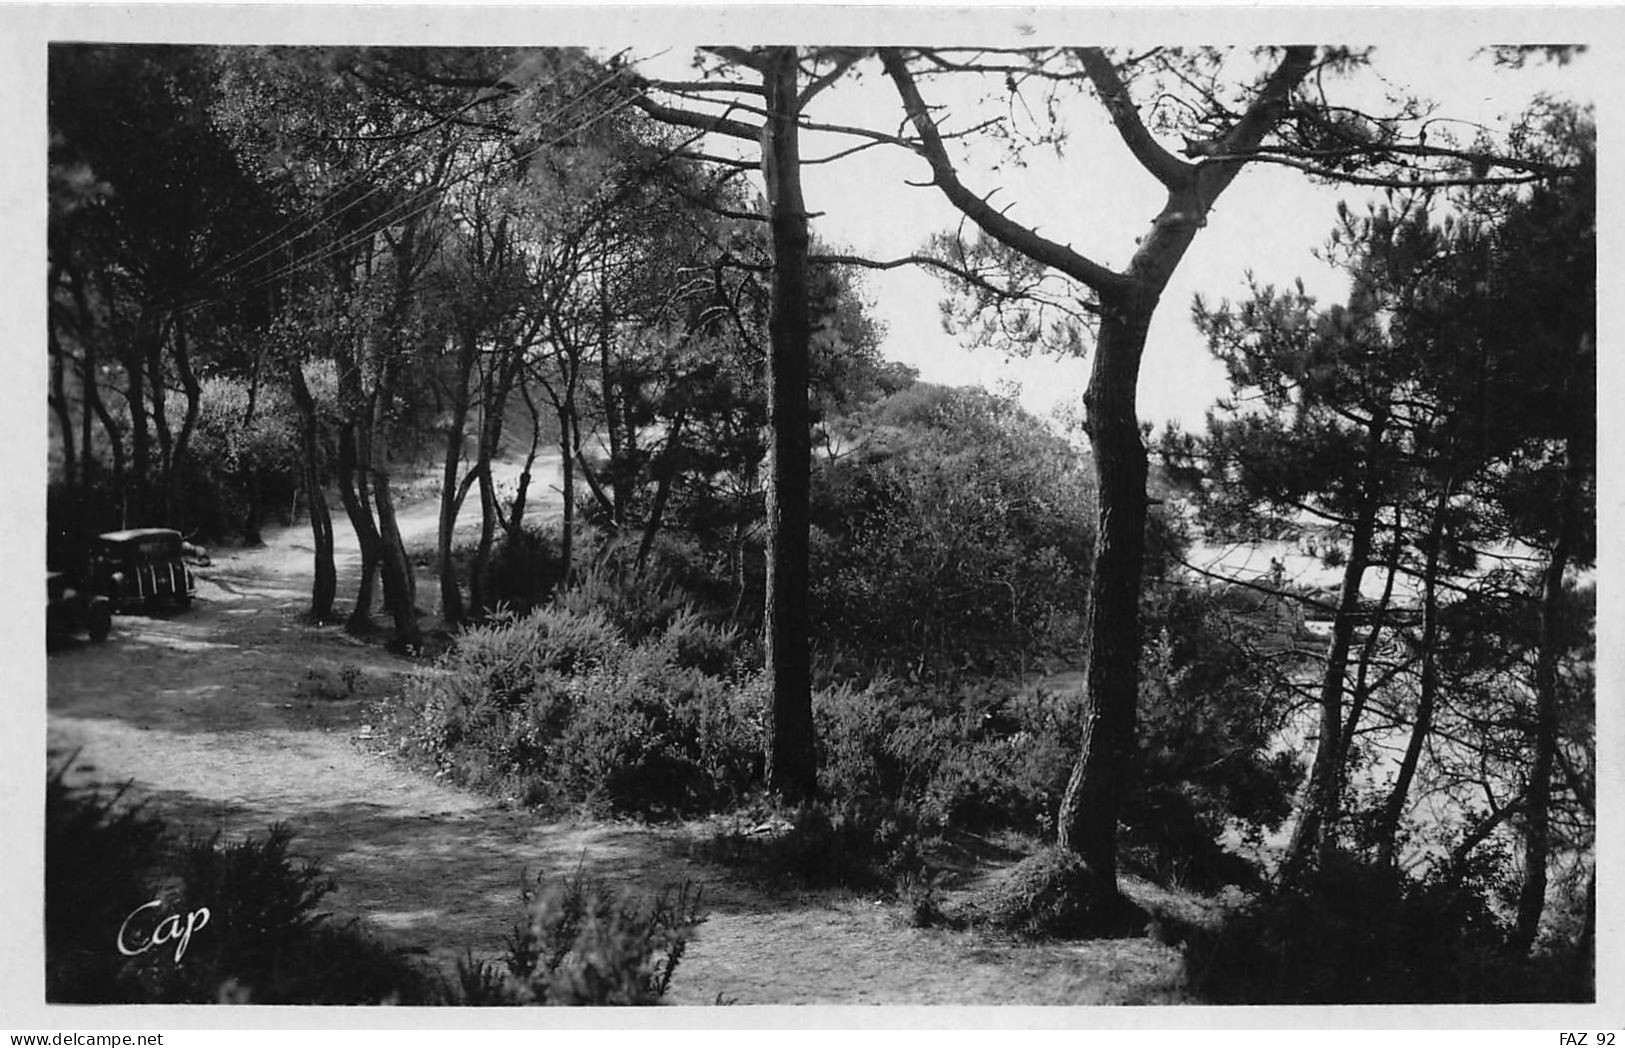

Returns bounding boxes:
[87,602,112,642]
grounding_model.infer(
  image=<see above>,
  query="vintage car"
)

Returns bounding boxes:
[92,528,199,611]
[47,570,113,642]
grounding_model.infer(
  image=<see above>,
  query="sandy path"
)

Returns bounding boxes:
[45,456,1187,1006]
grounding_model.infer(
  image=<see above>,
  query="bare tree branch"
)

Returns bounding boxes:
[1074,47,1195,190]
[644,78,766,97]
[879,48,1131,298]
[798,49,866,108]
[626,89,759,142]
[1211,151,1550,189]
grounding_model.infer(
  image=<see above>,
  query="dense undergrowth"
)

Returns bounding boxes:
[46,759,433,1004]
[1181,853,1594,1003]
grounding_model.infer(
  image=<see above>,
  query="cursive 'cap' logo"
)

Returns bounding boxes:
[117,900,211,963]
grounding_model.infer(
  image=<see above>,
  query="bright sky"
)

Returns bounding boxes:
[640,41,1598,432]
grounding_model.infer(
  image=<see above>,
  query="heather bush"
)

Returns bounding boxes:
[809,385,1094,680]
[481,524,569,615]
[708,680,1082,889]
[45,765,169,1003]
[390,603,761,816]
[45,765,431,1005]
[450,865,704,1006]
[558,530,738,642]
[814,678,1079,837]
[1183,854,1589,1003]
[704,797,930,891]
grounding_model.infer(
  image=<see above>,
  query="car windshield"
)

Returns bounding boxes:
[105,534,182,559]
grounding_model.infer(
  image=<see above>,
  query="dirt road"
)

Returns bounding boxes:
[45,460,1187,1006]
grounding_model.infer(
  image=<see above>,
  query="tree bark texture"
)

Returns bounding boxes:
[1054,298,1151,892]
[760,46,817,803]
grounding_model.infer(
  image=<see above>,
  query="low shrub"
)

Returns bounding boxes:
[706,681,1082,891]
[705,798,931,891]
[45,765,430,1004]
[389,604,761,817]
[45,763,169,1003]
[814,679,1079,838]
[556,530,738,643]
[449,864,704,1006]
[481,525,569,615]
[301,662,365,701]
[1182,854,1589,1003]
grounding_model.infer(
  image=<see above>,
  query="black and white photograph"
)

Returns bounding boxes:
[6,1,1618,1032]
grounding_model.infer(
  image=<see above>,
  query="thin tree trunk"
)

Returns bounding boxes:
[1511,441,1579,955]
[241,351,266,546]
[760,46,816,803]
[122,306,153,525]
[373,466,421,650]
[559,408,576,580]
[470,354,518,618]
[598,265,628,526]
[1336,511,1404,774]
[1280,411,1389,885]
[48,325,78,491]
[171,314,203,522]
[288,364,336,620]
[1375,487,1451,868]
[337,422,382,631]
[89,368,125,503]
[68,268,116,526]
[146,316,175,522]
[47,263,77,490]
[438,332,477,628]
[637,408,686,576]
[1054,297,1152,898]
[80,327,99,495]
[504,375,545,539]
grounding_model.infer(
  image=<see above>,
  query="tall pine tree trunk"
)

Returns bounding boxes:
[760,46,816,803]
[1054,296,1151,897]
